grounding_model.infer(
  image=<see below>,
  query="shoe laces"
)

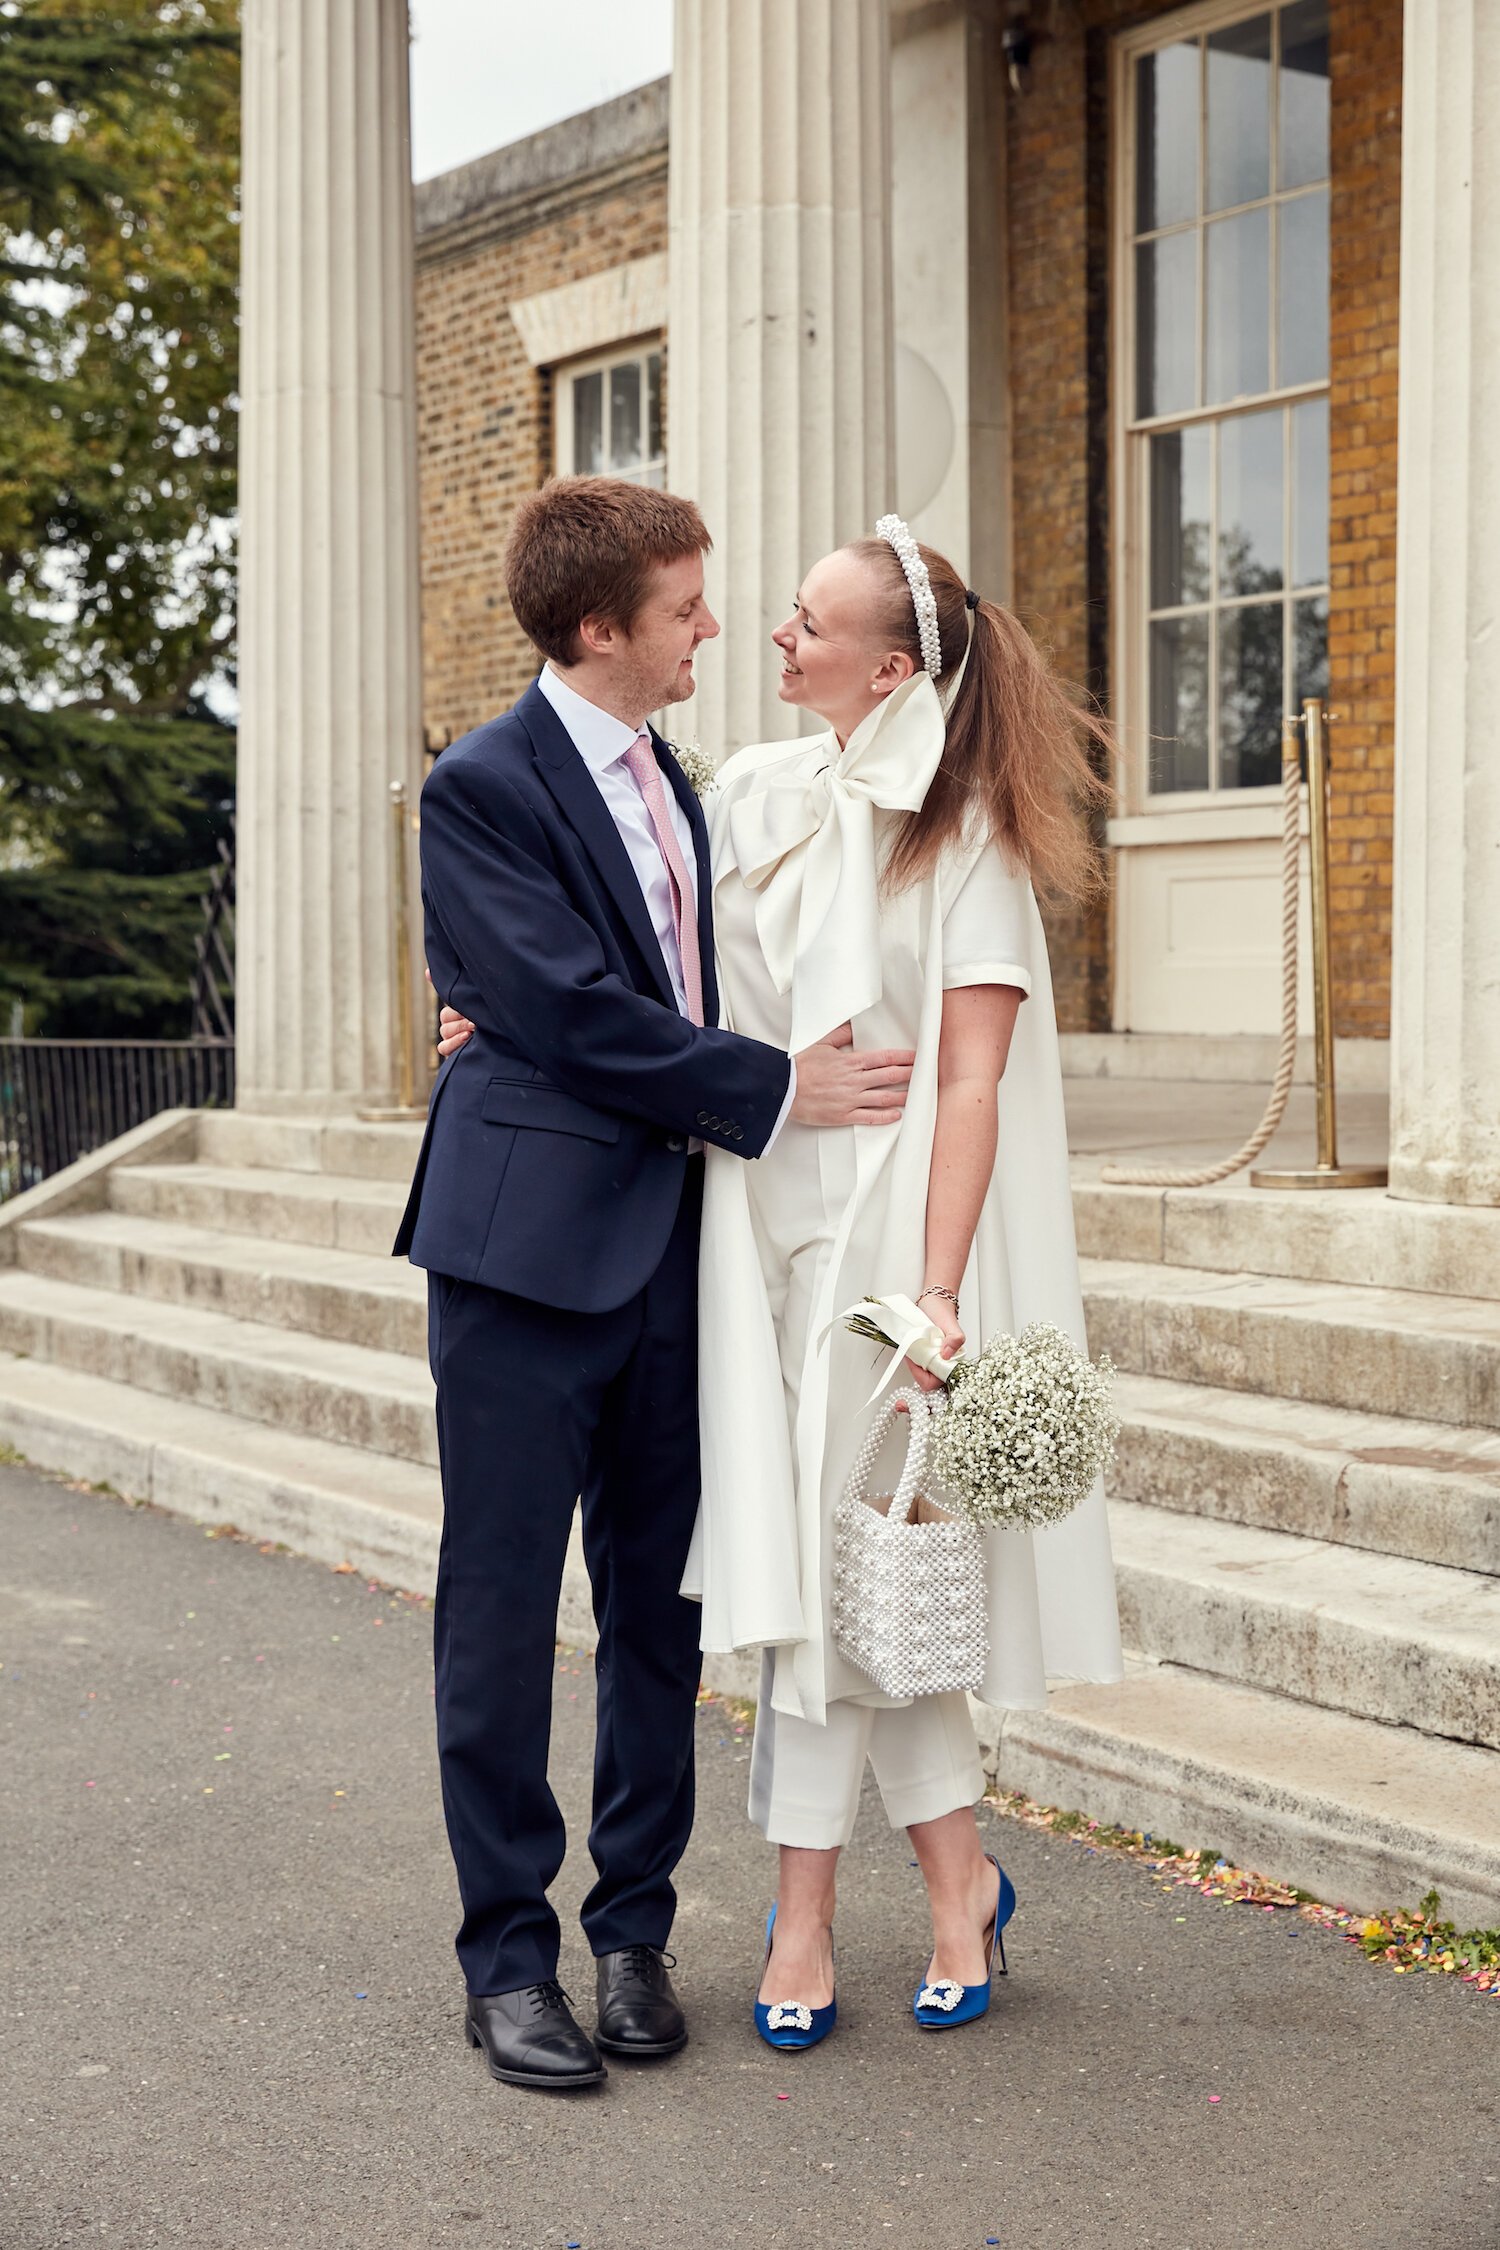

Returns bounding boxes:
[617,1945,675,1980]
[525,1978,571,2018]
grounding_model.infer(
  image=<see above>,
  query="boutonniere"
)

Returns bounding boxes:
[665,737,717,800]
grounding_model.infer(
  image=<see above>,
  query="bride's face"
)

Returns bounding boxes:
[772,549,915,744]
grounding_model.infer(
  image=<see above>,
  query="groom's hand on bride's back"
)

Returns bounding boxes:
[790,1023,914,1128]
[435,1004,912,1129]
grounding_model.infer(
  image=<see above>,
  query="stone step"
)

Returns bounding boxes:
[1073,1177,1500,1304]
[985,1662,1500,1929]
[0,1353,605,1690]
[0,1269,435,1465]
[194,1110,424,1183]
[13,1209,426,1358]
[1111,1371,1500,1578]
[108,1162,408,1259]
[1109,1498,1500,1752]
[1081,1256,1500,1431]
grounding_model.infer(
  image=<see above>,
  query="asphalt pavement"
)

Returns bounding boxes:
[2,1457,1495,2250]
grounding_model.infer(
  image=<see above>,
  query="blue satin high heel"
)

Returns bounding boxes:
[753,1905,837,2051]
[912,1852,1015,2030]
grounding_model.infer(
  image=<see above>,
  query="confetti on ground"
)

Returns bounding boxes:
[1208,2094,1221,2104]
[986,1787,1500,1995]
[776,2092,788,2101]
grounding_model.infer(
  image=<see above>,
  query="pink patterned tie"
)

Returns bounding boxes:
[624,733,705,1025]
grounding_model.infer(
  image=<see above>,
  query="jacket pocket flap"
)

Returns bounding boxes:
[481,1081,620,1142]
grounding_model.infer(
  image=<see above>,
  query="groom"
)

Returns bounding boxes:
[395,476,913,2091]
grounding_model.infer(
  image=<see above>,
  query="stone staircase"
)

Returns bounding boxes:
[993,1179,1500,1926]
[1,1112,1497,1924]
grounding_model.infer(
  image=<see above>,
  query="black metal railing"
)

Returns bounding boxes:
[0,1038,235,1204]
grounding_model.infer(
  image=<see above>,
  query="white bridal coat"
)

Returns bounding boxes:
[684,671,1123,1726]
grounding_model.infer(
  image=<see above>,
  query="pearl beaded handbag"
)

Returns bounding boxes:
[830,1386,989,1700]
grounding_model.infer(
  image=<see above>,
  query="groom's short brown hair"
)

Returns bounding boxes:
[503,476,712,665]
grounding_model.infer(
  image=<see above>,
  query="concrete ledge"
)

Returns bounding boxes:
[0,1111,199,1268]
[1074,1179,1500,1303]
[979,1667,1500,1928]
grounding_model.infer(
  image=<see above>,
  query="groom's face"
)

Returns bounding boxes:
[617,552,719,713]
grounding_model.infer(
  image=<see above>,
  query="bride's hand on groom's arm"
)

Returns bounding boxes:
[790,1023,915,1129]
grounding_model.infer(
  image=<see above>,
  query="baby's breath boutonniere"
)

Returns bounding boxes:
[666,738,717,800]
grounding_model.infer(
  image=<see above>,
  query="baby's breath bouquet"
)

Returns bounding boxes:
[842,1295,1118,1532]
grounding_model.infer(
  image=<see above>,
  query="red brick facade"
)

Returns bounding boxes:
[414,109,668,745]
[1325,0,1401,1035]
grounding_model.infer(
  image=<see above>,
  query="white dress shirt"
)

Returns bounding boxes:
[537,665,795,1145]
[539,665,698,1015]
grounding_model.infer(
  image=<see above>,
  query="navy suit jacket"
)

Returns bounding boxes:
[393,678,792,1314]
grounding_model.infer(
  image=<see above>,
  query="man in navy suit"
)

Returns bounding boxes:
[395,478,913,2090]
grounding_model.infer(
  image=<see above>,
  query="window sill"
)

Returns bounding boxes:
[1108,798,1308,848]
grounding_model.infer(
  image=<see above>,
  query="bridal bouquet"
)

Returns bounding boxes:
[842,1295,1118,1532]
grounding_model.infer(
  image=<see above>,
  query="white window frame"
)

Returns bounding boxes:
[552,335,665,487]
[1111,0,1331,823]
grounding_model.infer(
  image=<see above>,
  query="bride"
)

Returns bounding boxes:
[442,514,1122,2048]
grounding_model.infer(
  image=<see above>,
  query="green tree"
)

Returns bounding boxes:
[0,0,239,1036]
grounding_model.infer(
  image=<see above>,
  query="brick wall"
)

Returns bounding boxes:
[414,126,668,743]
[1005,0,1402,1035]
[1005,1,1144,1033]
[1326,0,1401,1036]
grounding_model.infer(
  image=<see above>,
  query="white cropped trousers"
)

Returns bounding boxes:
[748,1682,985,1852]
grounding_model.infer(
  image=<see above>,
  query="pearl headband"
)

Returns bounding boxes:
[874,512,943,678]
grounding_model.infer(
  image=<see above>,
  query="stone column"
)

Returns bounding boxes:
[668,0,895,760]
[1387,0,1500,1204]
[236,0,424,1114]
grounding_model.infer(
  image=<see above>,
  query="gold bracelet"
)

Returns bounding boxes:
[916,1285,960,1311]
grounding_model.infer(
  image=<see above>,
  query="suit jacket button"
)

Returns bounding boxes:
[696,1111,711,1127]
[733,1126,744,1141]
[666,1135,686,1153]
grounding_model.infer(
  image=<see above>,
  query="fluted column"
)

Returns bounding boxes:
[236,0,424,1114]
[1388,0,1500,1204]
[668,0,895,760]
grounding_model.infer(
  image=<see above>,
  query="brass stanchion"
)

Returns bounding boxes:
[1251,697,1387,1191]
[359,777,427,1124]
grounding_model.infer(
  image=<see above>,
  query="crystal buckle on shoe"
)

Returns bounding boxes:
[766,2002,813,2032]
[917,1979,964,2012]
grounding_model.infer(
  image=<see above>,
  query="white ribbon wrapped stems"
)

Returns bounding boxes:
[833,1291,961,1403]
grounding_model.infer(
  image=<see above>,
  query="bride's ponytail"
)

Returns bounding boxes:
[847,537,1114,903]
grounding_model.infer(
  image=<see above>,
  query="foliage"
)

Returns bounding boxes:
[0,0,240,1035]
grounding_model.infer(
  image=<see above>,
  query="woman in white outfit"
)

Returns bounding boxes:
[441,516,1122,2046]
[686,519,1121,2045]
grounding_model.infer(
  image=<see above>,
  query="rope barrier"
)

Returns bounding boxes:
[1099,740,1302,1190]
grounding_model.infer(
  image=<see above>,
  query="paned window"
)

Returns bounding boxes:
[553,342,665,488]
[1124,1,1330,797]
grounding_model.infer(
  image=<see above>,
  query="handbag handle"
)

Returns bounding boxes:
[847,1385,940,1525]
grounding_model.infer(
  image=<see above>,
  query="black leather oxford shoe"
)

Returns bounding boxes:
[594,1945,688,2058]
[465,1982,607,2090]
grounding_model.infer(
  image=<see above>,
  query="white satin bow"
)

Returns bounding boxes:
[721,672,947,1051]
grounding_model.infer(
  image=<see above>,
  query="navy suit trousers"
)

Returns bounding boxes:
[428,1160,705,1996]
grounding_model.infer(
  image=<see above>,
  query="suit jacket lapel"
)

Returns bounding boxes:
[518,681,679,1012]
[651,726,719,1027]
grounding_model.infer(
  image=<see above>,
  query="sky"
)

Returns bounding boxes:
[408,0,674,183]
